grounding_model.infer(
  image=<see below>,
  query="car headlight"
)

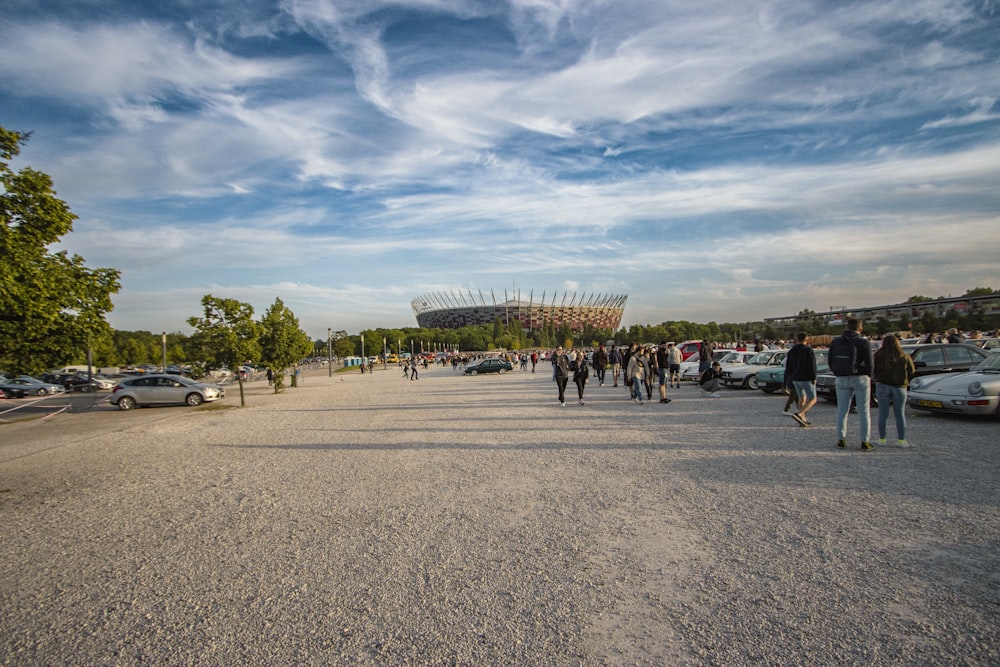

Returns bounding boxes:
[968,381,983,396]
[910,378,923,390]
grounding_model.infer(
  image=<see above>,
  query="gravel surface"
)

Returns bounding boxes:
[1,365,998,665]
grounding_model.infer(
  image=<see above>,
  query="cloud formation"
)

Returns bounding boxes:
[1,0,998,337]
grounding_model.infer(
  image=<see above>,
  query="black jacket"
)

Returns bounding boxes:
[785,343,817,382]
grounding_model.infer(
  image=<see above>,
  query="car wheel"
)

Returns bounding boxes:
[36,388,48,396]
[745,375,758,390]
[470,370,478,376]
[498,368,507,374]
[186,393,204,406]
[117,396,136,411]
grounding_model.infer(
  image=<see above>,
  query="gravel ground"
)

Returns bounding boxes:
[1,364,998,665]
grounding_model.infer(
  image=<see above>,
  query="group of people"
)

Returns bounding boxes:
[550,341,694,406]
[783,318,916,450]
[549,319,930,452]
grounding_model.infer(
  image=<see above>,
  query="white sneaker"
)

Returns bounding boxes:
[897,439,910,448]
[876,438,886,446]
[710,393,721,398]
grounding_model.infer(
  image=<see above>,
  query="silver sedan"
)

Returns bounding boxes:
[110,374,225,410]
[907,354,1000,418]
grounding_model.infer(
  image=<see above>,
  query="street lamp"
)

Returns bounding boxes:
[328,328,332,377]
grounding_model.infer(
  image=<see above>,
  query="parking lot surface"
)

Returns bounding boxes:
[1,365,998,664]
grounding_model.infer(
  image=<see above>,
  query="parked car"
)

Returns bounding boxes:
[756,350,830,394]
[680,350,757,381]
[0,383,29,399]
[907,353,1000,418]
[970,338,1000,353]
[463,358,514,375]
[110,374,225,410]
[816,343,989,401]
[40,373,103,392]
[721,350,788,390]
[6,376,66,396]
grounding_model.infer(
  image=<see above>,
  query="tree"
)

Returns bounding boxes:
[0,127,121,375]
[187,295,260,406]
[258,298,312,393]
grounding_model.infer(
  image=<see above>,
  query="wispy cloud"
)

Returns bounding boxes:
[2,0,999,336]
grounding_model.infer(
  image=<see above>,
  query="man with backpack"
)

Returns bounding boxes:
[827,318,875,450]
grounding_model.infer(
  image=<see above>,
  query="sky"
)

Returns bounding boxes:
[2,0,999,339]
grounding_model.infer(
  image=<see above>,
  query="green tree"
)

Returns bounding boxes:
[187,295,260,406]
[258,298,312,394]
[0,127,121,375]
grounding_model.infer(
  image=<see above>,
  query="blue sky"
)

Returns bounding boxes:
[2,0,998,339]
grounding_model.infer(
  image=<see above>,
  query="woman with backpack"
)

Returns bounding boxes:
[873,334,916,448]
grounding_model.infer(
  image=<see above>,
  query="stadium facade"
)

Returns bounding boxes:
[412,289,627,331]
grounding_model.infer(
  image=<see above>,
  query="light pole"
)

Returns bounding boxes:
[161,332,167,372]
[328,328,332,377]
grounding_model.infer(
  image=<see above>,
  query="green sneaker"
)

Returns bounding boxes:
[836,439,847,448]
[861,441,873,450]
[876,438,886,446]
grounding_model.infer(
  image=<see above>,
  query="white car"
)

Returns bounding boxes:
[680,350,758,381]
[720,350,788,390]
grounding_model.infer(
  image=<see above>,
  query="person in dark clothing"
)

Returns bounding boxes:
[784,332,817,426]
[828,318,875,450]
[553,347,570,406]
[698,340,714,374]
[873,334,916,447]
[592,345,609,386]
[656,342,672,403]
[699,362,723,397]
[572,352,589,405]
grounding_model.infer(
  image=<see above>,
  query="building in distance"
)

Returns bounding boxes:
[412,289,627,331]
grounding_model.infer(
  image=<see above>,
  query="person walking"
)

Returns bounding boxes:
[656,342,672,403]
[784,332,817,426]
[626,348,645,403]
[572,352,590,405]
[828,318,876,450]
[553,346,570,407]
[873,334,916,448]
[643,346,656,401]
[609,346,623,387]
[592,344,609,386]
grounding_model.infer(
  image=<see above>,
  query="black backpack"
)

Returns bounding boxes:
[829,335,858,376]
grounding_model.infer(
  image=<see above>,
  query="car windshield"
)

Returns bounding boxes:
[747,352,775,364]
[972,354,1000,372]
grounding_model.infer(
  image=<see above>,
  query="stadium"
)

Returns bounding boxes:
[411,289,627,331]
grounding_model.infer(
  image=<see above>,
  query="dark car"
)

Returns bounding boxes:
[0,384,30,399]
[39,373,99,391]
[463,358,514,375]
[816,343,989,401]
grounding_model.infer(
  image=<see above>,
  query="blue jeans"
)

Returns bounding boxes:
[875,383,907,440]
[835,375,871,442]
[631,374,644,399]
